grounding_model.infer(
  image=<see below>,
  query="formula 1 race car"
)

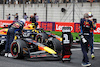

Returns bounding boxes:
[0,23,73,59]
[0,28,62,58]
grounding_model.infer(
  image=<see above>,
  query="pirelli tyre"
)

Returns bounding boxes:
[46,38,62,53]
[35,33,48,43]
[10,39,27,59]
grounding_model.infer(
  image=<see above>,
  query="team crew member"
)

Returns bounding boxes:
[6,14,11,20]
[30,14,38,28]
[80,13,95,66]
[34,13,38,28]
[23,13,28,20]
[30,14,36,23]
[14,13,19,21]
[34,13,39,21]
[5,19,26,57]
[88,12,96,59]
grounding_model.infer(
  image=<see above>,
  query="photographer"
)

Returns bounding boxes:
[13,13,19,21]
[6,14,11,20]
[23,13,28,20]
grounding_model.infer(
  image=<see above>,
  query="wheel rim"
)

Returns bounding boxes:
[37,37,41,43]
[36,35,42,43]
[11,42,18,57]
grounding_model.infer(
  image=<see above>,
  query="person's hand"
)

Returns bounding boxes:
[81,35,87,44]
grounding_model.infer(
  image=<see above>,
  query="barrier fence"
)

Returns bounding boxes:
[0,20,100,34]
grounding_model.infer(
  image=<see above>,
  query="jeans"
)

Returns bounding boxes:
[81,35,90,63]
[5,28,15,53]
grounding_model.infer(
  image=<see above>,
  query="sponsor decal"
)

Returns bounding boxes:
[0,22,12,27]
[94,27,100,33]
[56,24,73,31]
[0,20,13,27]
[74,23,80,33]
[12,23,20,28]
[55,22,74,32]
[94,23,100,34]
[25,21,41,28]
[41,22,54,31]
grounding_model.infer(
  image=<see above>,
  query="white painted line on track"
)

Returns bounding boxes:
[94,47,100,49]
[71,48,81,51]
[94,42,100,45]
[71,47,100,51]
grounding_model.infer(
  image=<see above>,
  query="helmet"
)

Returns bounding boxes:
[20,19,26,24]
[88,12,93,17]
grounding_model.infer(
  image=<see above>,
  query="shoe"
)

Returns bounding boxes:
[8,53,13,57]
[4,53,8,57]
[81,62,91,66]
[91,54,95,59]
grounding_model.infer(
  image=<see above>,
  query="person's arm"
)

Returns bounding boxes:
[80,18,83,34]
[18,24,24,35]
[8,22,15,28]
[90,19,96,30]
[92,21,96,30]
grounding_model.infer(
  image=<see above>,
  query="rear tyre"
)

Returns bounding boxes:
[35,33,48,43]
[10,39,27,59]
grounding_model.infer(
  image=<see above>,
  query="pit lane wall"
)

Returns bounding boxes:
[0,20,100,34]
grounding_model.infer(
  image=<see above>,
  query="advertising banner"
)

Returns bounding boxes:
[74,23,80,33]
[55,22,74,32]
[0,20,100,34]
[25,21,41,28]
[41,22,55,31]
[0,20,41,28]
[94,23,100,34]
[0,20,13,28]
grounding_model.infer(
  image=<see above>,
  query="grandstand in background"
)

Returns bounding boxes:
[0,0,100,23]
[0,0,100,4]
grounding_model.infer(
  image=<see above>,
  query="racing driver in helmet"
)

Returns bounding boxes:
[88,12,96,59]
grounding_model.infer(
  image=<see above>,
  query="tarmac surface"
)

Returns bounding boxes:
[0,44,100,67]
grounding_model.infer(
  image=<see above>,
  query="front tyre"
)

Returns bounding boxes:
[10,39,27,59]
[47,38,62,53]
